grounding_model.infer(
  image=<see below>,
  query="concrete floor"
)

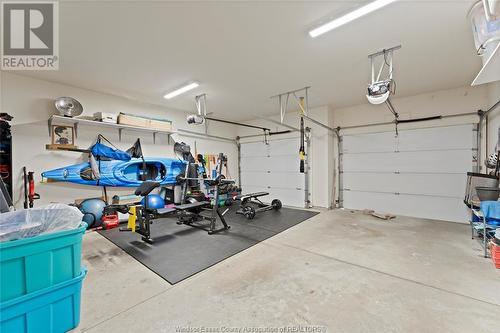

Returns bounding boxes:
[73,209,500,333]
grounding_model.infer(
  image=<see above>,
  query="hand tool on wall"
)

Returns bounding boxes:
[23,167,40,208]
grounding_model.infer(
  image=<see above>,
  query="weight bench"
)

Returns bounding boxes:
[114,182,177,243]
[175,201,210,211]
[235,191,269,203]
[118,181,229,243]
[175,199,230,235]
[234,192,282,219]
[135,182,177,218]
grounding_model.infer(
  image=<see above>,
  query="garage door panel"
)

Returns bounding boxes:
[240,185,304,207]
[342,173,465,198]
[343,132,396,153]
[241,185,268,195]
[269,138,300,155]
[241,171,270,187]
[241,137,304,208]
[343,125,475,153]
[240,156,269,171]
[241,142,269,157]
[241,171,303,190]
[397,125,474,151]
[343,191,468,222]
[241,155,301,173]
[342,150,472,173]
[268,155,301,172]
[341,124,476,223]
[267,188,304,207]
[265,172,303,189]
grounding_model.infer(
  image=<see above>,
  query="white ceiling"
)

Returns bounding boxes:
[9,0,482,121]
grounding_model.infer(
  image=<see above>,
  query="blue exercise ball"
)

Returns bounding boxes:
[141,194,165,209]
[79,198,106,228]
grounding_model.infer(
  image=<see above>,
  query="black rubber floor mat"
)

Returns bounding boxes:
[98,206,318,284]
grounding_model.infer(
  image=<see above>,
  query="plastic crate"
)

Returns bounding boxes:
[0,223,86,303]
[0,269,86,333]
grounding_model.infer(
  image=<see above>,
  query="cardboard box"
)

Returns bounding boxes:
[94,112,118,124]
[149,118,172,131]
[118,113,172,131]
[118,113,149,128]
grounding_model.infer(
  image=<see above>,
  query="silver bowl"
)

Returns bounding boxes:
[476,187,500,201]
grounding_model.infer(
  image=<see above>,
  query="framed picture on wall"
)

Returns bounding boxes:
[51,125,75,146]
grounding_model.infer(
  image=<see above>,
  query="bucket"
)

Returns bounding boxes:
[0,269,87,333]
[0,223,86,302]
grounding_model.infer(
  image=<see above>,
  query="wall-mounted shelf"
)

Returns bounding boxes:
[48,115,176,144]
[472,42,500,86]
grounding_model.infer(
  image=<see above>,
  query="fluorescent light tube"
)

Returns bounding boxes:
[163,82,199,99]
[309,0,398,38]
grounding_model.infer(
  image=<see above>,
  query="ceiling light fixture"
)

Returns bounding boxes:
[308,0,399,38]
[163,82,199,99]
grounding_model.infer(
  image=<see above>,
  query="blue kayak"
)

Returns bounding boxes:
[42,158,186,187]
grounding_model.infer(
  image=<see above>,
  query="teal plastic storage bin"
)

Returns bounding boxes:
[0,223,87,303]
[0,269,87,333]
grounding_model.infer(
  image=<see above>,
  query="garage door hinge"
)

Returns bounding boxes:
[394,192,400,195]
[394,171,400,174]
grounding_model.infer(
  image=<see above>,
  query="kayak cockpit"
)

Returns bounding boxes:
[80,167,96,181]
[122,162,167,182]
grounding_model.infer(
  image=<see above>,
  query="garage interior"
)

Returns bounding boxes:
[1,1,500,332]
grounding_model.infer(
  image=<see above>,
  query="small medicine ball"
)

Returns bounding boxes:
[79,198,106,228]
[141,194,165,209]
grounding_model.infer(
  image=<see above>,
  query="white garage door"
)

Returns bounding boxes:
[240,137,305,207]
[341,124,478,223]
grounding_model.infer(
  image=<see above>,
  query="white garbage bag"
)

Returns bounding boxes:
[0,204,84,242]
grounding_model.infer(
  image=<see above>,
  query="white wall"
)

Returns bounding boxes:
[334,85,489,128]
[0,72,238,208]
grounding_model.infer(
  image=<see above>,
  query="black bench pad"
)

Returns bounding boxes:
[175,201,210,211]
[135,181,161,196]
[156,207,176,215]
[234,192,269,200]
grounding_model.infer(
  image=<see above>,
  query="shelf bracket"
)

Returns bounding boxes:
[118,128,123,141]
[73,122,78,139]
[153,132,157,144]
[47,117,52,136]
